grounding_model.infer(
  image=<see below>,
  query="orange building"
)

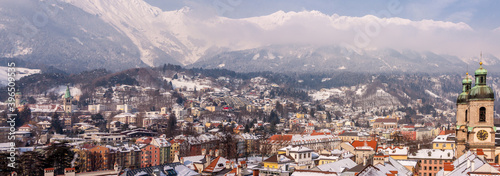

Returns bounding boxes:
[408,149,454,176]
[87,145,111,171]
[141,144,160,168]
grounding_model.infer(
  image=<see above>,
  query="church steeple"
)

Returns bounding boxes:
[469,62,494,100]
[63,84,73,113]
[457,73,472,105]
[456,60,496,162]
[64,84,72,99]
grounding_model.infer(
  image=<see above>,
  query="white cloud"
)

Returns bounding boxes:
[65,0,500,64]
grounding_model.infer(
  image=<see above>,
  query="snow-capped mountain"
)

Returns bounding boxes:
[0,0,499,73]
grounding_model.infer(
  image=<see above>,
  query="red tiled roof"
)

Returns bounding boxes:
[351,140,377,150]
[444,162,454,171]
[64,168,75,171]
[477,149,485,155]
[310,130,331,136]
[439,130,455,135]
[45,168,55,171]
[203,156,223,173]
[268,134,293,141]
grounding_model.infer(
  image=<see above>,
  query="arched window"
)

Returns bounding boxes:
[479,107,486,122]
[465,110,468,122]
[480,77,484,84]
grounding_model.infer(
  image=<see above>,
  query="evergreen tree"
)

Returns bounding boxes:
[51,112,63,134]
[44,142,74,175]
[166,113,177,137]
[18,151,45,176]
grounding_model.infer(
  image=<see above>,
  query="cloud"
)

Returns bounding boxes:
[66,0,500,64]
[189,9,494,58]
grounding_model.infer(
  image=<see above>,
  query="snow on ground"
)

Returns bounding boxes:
[0,66,41,85]
[425,90,439,98]
[355,85,367,96]
[164,76,219,92]
[309,88,344,101]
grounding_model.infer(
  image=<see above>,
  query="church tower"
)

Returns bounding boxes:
[63,85,73,113]
[455,62,496,161]
[455,72,472,158]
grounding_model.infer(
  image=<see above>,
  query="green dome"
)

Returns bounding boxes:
[469,85,494,100]
[462,77,472,84]
[475,62,487,75]
[456,92,468,104]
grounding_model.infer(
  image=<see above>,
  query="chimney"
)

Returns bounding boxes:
[180,157,184,164]
[209,149,214,156]
[418,144,420,149]
[286,147,290,156]
[114,163,119,172]
[363,158,366,166]
[202,149,206,156]
[44,168,55,176]
[64,168,75,176]
[252,169,260,176]
[174,151,180,163]
[215,149,219,157]
[225,161,231,169]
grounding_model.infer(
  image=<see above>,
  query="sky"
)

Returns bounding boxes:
[144,0,500,30]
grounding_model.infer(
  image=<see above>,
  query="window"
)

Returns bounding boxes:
[434,160,437,164]
[443,144,446,147]
[424,160,427,164]
[434,166,437,171]
[451,144,454,147]
[424,166,427,170]
[480,107,486,122]
[439,160,442,164]
[436,144,439,147]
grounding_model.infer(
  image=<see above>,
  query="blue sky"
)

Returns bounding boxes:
[144,0,500,30]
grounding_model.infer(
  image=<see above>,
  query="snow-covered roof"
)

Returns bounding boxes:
[315,158,357,173]
[278,146,313,153]
[408,149,454,160]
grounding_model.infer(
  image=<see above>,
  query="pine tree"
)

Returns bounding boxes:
[18,151,45,176]
[44,142,74,175]
[166,113,177,137]
[51,112,63,134]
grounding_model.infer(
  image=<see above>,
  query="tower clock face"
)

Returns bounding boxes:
[477,130,488,141]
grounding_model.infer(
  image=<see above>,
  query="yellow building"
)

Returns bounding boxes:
[169,140,182,163]
[432,134,455,150]
[205,106,216,112]
[377,145,408,160]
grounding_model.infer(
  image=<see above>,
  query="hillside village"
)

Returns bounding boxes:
[0,64,499,176]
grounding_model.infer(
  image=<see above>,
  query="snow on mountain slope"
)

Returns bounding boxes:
[62,0,211,66]
[0,66,40,85]
[61,0,477,68]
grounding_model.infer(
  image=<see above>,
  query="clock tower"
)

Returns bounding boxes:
[455,62,495,161]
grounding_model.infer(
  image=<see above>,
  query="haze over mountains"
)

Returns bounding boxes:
[1,0,500,73]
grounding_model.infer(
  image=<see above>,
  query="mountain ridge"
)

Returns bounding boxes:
[0,0,498,73]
